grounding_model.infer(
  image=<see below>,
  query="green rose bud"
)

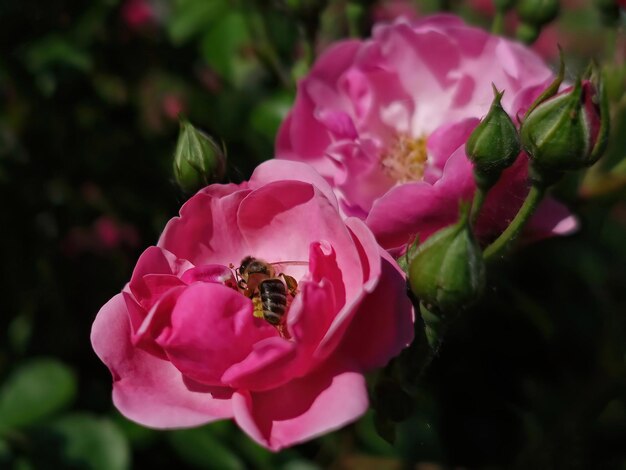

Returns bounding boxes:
[517,0,560,27]
[520,77,608,177]
[516,22,541,44]
[466,85,521,189]
[408,208,485,315]
[173,120,226,193]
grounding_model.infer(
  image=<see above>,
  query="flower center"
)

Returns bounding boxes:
[381,134,428,183]
[231,256,307,340]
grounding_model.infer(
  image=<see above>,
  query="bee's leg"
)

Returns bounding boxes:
[279,274,298,297]
[237,280,250,296]
[276,323,291,340]
[252,296,265,318]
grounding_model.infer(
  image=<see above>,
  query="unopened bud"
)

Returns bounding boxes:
[520,77,608,176]
[408,208,485,314]
[466,85,520,189]
[517,0,560,27]
[173,120,226,193]
[516,22,541,44]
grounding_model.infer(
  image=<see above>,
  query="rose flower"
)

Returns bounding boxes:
[91,160,414,450]
[276,15,576,252]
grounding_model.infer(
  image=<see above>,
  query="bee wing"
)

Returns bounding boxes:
[268,261,309,270]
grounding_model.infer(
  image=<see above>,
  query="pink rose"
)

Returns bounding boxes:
[121,0,156,30]
[91,160,413,450]
[276,15,576,252]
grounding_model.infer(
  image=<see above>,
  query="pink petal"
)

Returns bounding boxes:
[91,294,233,428]
[526,197,579,240]
[158,189,251,267]
[129,246,193,311]
[249,159,339,212]
[232,360,368,451]
[127,285,184,359]
[366,181,458,251]
[223,255,339,392]
[197,182,247,198]
[180,264,237,288]
[337,254,414,369]
[428,117,478,171]
[155,282,275,386]
[237,181,362,299]
[312,218,384,360]
[316,110,358,140]
[221,337,298,392]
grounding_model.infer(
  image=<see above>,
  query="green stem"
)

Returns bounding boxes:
[470,185,488,226]
[345,2,363,38]
[242,1,293,89]
[483,183,546,262]
[492,11,505,35]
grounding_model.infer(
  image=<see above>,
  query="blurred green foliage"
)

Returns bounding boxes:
[0,0,625,468]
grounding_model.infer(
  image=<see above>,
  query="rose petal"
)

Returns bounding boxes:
[249,159,339,212]
[180,264,237,287]
[129,246,193,310]
[156,283,275,386]
[366,181,458,251]
[232,360,368,451]
[222,265,338,392]
[338,254,414,369]
[237,181,363,300]
[526,197,579,239]
[158,189,251,267]
[91,294,233,428]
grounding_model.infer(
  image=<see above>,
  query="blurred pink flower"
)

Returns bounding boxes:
[63,216,139,256]
[91,160,413,450]
[161,94,185,120]
[276,15,577,252]
[121,0,155,30]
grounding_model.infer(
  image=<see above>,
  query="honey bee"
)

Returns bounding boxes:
[234,256,307,339]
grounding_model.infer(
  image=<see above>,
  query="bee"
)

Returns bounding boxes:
[234,256,307,339]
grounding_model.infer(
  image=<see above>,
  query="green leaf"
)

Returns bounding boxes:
[282,460,323,470]
[167,0,228,44]
[0,358,77,431]
[250,92,294,143]
[0,438,11,465]
[30,414,129,470]
[231,432,275,470]
[22,36,92,73]
[355,411,395,456]
[169,426,244,470]
[200,11,257,87]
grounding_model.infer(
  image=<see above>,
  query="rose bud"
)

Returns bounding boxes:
[517,0,560,27]
[520,77,608,178]
[173,120,226,193]
[465,85,521,190]
[408,207,485,315]
[516,22,541,45]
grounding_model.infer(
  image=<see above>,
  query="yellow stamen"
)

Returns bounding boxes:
[381,134,428,183]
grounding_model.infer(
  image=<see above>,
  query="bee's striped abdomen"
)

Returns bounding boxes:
[259,278,287,325]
